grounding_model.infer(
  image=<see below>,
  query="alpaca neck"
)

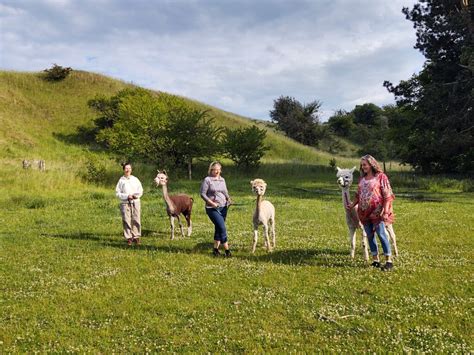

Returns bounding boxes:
[341,187,351,208]
[161,184,176,214]
[256,194,263,219]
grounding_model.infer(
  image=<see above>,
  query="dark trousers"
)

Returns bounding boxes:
[206,206,228,243]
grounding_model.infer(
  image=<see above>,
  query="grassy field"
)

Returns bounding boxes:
[0,70,472,352]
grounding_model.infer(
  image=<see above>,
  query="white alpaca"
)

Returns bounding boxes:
[250,179,276,253]
[336,167,369,261]
[337,167,399,259]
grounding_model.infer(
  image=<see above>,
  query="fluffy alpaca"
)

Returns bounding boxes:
[154,170,193,239]
[336,167,369,261]
[250,179,276,253]
[337,167,399,259]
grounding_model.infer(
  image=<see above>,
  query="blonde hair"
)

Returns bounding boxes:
[208,161,222,175]
[359,154,383,177]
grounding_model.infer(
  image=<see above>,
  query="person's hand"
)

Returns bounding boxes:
[128,195,134,200]
[132,194,138,199]
[208,201,218,208]
[345,203,352,211]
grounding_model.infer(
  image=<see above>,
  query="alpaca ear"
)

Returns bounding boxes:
[157,170,161,174]
[350,166,356,172]
[163,170,168,176]
[250,180,254,185]
[336,167,341,172]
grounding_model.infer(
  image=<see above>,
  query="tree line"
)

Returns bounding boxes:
[87,88,269,179]
[271,0,473,174]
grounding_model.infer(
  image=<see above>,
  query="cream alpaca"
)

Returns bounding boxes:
[336,167,399,259]
[250,179,276,253]
[336,167,369,261]
[154,170,193,239]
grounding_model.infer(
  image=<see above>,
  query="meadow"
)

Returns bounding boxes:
[0,71,472,352]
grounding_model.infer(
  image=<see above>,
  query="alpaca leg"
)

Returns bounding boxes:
[263,223,271,252]
[252,226,258,254]
[271,217,276,249]
[348,227,356,259]
[386,224,398,257]
[361,230,369,262]
[177,215,184,237]
[170,216,175,240]
[185,213,192,237]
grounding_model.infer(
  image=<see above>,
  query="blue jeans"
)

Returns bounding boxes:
[206,206,228,243]
[363,222,391,256]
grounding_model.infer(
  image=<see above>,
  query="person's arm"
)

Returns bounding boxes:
[380,174,394,216]
[222,179,231,202]
[115,180,128,200]
[200,178,217,206]
[133,178,143,199]
[346,184,360,210]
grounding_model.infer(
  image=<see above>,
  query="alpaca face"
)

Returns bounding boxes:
[154,171,168,186]
[251,179,267,196]
[336,167,356,188]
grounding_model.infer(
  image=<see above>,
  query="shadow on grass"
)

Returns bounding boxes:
[41,232,359,267]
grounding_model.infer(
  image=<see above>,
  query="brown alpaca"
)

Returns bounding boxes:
[154,170,193,239]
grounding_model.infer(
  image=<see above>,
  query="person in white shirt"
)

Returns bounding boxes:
[115,162,143,245]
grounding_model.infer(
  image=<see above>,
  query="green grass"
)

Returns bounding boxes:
[0,70,472,352]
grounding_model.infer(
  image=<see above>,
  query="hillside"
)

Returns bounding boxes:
[0,70,358,170]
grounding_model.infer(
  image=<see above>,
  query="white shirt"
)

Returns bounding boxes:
[115,175,143,202]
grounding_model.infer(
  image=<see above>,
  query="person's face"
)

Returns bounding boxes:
[210,165,221,177]
[123,165,132,177]
[360,159,371,174]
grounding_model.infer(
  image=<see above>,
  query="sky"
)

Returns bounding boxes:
[0,0,425,120]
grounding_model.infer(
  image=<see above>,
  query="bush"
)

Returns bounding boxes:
[223,125,269,169]
[43,64,72,81]
[84,156,107,184]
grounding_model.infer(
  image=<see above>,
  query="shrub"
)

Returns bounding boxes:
[223,125,269,169]
[84,156,107,184]
[43,64,72,81]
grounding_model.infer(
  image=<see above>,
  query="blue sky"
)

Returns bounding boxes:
[0,0,425,120]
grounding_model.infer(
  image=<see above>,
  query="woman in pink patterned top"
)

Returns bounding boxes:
[347,155,395,271]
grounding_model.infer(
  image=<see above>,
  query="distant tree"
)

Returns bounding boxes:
[352,103,383,127]
[269,96,323,146]
[327,109,355,137]
[43,64,72,81]
[163,108,222,179]
[223,125,269,169]
[384,0,474,173]
[93,88,168,163]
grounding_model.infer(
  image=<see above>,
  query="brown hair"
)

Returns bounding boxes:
[359,154,382,177]
[121,162,132,170]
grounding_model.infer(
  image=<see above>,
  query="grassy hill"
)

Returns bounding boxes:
[0,70,472,352]
[0,70,358,170]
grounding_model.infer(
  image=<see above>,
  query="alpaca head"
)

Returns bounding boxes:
[250,178,267,196]
[154,170,169,186]
[336,167,356,189]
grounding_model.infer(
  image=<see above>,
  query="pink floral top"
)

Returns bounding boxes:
[355,172,395,225]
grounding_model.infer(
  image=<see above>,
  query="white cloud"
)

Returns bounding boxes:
[0,0,425,120]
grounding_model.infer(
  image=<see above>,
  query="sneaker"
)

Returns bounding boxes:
[371,261,381,268]
[127,239,133,246]
[224,250,232,258]
[212,248,220,257]
[382,262,393,271]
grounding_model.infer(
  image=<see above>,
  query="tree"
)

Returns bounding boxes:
[89,87,221,177]
[327,109,355,137]
[269,96,323,146]
[352,103,383,127]
[163,108,222,179]
[223,125,269,169]
[384,0,474,173]
[43,64,72,81]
